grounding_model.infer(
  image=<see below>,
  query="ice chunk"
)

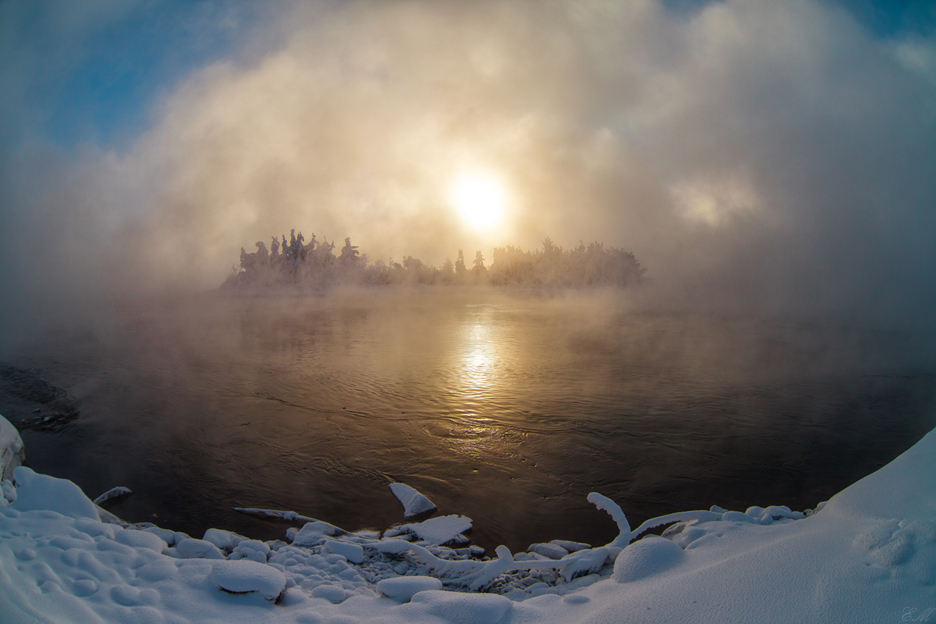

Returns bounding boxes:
[11,466,98,519]
[389,482,437,517]
[209,560,286,601]
[613,536,685,583]
[321,540,364,564]
[397,514,472,545]
[376,575,442,602]
[0,415,25,482]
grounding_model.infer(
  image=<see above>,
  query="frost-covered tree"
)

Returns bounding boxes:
[222,230,646,291]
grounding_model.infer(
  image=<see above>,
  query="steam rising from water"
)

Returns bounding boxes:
[1,0,936,345]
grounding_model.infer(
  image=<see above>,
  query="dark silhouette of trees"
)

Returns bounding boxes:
[223,231,646,291]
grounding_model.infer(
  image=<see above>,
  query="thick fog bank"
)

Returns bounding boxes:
[2,0,935,346]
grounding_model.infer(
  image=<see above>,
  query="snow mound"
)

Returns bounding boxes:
[0,414,24,482]
[376,575,443,602]
[612,535,686,583]
[11,466,98,519]
[390,482,437,517]
[175,537,225,559]
[209,559,286,600]
[410,589,512,624]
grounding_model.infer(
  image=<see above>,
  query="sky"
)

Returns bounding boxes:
[1,0,935,338]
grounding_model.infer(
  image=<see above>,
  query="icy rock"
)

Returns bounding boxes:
[0,415,25,482]
[398,514,472,545]
[376,575,442,602]
[11,466,98,519]
[321,540,364,564]
[390,482,437,517]
[209,559,286,601]
[613,536,685,583]
[175,538,225,559]
[410,590,512,624]
[529,543,569,560]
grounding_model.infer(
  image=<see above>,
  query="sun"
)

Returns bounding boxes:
[448,172,508,232]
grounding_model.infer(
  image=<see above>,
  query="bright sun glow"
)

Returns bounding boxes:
[448,172,508,231]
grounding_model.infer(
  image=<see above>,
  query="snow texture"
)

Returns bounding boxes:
[389,482,437,517]
[1,417,935,623]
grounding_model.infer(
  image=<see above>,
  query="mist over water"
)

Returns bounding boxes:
[5,289,934,552]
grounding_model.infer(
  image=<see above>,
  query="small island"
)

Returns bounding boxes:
[223,231,647,290]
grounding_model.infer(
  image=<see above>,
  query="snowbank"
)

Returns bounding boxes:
[0,414,933,623]
[0,413,24,482]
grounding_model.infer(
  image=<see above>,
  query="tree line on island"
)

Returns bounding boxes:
[222,229,647,290]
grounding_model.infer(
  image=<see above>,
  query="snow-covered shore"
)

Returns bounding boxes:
[1,413,933,623]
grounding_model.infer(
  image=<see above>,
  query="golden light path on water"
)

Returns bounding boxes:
[440,304,518,462]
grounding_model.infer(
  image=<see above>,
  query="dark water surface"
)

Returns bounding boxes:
[5,289,936,553]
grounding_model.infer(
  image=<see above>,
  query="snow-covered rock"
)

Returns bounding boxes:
[209,559,286,601]
[528,542,569,559]
[376,576,442,602]
[0,415,25,482]
[410,589,513,624]
[612,536,685,583]
[175,537,226,559]
[390,482,437,517]
[321,539,364,564]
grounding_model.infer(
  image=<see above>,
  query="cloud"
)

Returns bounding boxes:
[2,0,935,338]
